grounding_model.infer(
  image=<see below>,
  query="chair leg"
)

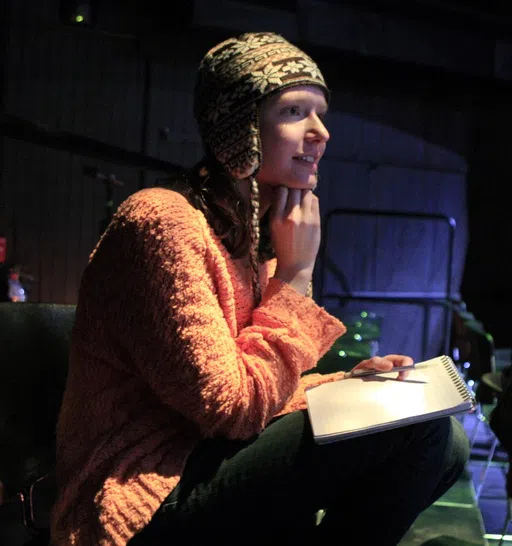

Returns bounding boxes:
[474,435,499,501]
[498,498,512,546]
[468,403,486,451]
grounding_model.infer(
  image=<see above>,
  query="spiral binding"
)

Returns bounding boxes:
[441,354,475,406]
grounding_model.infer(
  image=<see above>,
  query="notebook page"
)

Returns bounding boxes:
[305,356,470,441]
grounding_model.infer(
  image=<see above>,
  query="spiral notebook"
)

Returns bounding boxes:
[305,355,475,445]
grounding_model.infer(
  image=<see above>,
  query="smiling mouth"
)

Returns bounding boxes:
[293,155,316,163]
[293,155,319,172]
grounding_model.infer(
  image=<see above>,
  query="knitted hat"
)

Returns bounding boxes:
[194,32,329,180]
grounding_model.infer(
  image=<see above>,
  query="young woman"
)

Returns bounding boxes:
[51,32,469,546]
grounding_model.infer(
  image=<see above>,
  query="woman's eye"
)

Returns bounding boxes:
[283,106,301,116]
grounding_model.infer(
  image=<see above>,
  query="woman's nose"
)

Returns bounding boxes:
[308,114,330,142]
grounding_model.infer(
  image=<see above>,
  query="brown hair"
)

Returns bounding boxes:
[163,162,274,298]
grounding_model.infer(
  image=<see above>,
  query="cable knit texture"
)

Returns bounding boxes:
[50,187,347,546]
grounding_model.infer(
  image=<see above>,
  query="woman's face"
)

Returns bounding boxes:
[257,85,330,192]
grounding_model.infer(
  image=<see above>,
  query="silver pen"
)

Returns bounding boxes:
[345,364,416,379]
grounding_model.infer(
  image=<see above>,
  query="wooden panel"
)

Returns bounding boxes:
[9,0,60,22]
[5,20,145,152]
[0,2,11,243]
[146,53,203,169]
[2,7,146,303]
[1,137,140,303]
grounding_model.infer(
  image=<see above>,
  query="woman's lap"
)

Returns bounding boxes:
[130,411,469,545]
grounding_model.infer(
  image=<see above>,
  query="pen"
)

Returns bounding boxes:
[345,364,416,379]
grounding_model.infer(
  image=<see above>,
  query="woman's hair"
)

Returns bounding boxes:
[164,159,274,260]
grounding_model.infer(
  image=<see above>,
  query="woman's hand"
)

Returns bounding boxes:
[269,186,321,295]
[349,354,414,381]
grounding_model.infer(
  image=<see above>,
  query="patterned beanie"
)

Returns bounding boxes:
[194,31,329,180]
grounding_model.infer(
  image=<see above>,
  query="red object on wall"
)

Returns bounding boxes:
[0,238,6,263]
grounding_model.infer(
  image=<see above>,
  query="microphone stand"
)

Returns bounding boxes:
[83,166,125,237]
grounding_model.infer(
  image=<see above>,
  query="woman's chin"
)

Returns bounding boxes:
[281,176,318,190]
[293,180,318,191]
[257,175,318,192]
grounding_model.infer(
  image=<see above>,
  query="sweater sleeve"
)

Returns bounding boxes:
[276,371,346,415]
[91,189,346,441]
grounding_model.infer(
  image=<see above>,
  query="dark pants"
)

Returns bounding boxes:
[129,411,470,546]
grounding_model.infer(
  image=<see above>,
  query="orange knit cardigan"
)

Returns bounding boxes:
[50,187,346,545]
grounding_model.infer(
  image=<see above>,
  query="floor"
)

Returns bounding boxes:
[466,405,510,545]
[467,348,511,545]
[399,348,512,546]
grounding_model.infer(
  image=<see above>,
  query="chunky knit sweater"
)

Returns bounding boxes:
[50,187,347,546]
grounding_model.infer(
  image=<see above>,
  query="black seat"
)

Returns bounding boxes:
[0,302,75,545]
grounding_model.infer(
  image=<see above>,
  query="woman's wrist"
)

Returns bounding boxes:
[273,267,313,296]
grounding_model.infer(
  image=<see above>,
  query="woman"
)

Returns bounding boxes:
[51,32,469,546]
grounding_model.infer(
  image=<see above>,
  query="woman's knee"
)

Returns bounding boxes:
[413,416,470,479]
[446,416,471,473]
[405,416,468,469]
[417,416,471,506]
[437,416,470,465]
